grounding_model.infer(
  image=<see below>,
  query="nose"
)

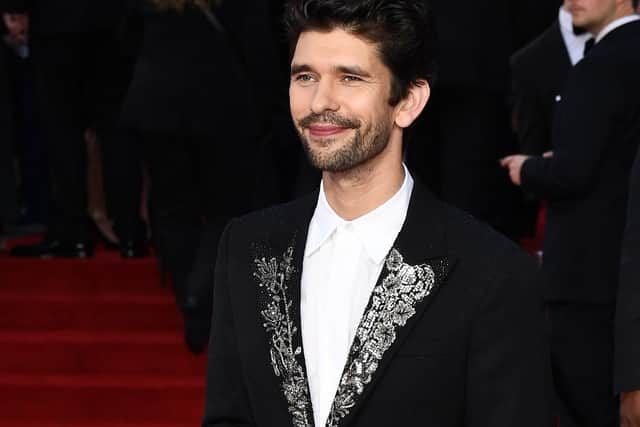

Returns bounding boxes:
[310,80,339,114]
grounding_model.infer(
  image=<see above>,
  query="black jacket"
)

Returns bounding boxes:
[202,180,551,427]
[120,0,278,138]
[615,147,640,393]
[511,21,572,155]
[521,21,640,303]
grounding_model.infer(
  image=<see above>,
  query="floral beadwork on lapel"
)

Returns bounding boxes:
[254,245,313,427]
[325,248,442,427]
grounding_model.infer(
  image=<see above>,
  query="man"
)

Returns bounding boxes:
[617,148,640,427]
[509,2,591,238]
[405,0,559,238]
[617,6,640,425]
[0,12,21,237]
[501,0,640,425]
[511,2,590,157]
[202,1,551,426]
[3,0,147,258]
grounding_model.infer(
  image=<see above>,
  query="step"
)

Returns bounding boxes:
[0,373,205,423]
[0,331,207,375]
[0,293,182,331]
[0,422,195,427]
[0,257,167,295]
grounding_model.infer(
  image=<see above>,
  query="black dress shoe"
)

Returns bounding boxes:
[10,240,94,258]
[119,240,150,259]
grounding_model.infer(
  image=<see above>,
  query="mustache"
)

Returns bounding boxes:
[298,112,361,130]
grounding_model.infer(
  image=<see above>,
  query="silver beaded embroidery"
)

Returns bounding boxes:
[325,248,436,427]
[254,246,313,427]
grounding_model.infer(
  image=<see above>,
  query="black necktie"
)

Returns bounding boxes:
[584,38,595,56]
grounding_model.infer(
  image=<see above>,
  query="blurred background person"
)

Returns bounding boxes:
[510,1,591,239]
[120,0,281,352]
[5,0,146,258]
[0,12,22,243]
[617,147,640,427]
[502,0,640,424]
[405,0,561,239]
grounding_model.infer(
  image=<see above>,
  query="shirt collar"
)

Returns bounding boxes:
[595,14,640,43]
[305,164,414,264]
[558,6,592,65]
[559,6,574,33]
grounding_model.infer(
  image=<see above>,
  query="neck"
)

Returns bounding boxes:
[322,135,405,221]
[591,4,636,35]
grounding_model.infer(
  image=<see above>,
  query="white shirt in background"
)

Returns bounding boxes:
[559,6,592,65]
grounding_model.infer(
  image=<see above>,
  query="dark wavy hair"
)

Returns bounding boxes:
[284,0,438,106]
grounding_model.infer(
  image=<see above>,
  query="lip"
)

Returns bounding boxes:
[308,125,347,137]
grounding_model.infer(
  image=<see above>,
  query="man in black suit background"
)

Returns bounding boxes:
[509,1,590,237]
[405,0,560,237]
[502,0,640,424]
[617,147,640,427]
[0,12,21,238]
[511,1,590,157]
[3,0,147,258]
[202,1,551,425]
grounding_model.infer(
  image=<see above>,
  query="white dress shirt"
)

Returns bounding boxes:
[558,7,592,65]
[301,165,414,427]
[595,14,640,43]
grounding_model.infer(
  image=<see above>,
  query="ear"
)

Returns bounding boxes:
[394,80,430,129]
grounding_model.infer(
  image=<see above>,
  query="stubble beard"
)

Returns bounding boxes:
[298,119,392,174]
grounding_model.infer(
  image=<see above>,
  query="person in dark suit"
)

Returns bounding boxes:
[0,13,20,234]
[121,0,280,352]
[616,147,640,427]
[511,3,590,156]
[3,0,148,258]
[404,0,560,238]
[509,3,590,237]
[501,0,640,424]
[202,1,551,425]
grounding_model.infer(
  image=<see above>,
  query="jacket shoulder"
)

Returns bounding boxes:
[443,204,539,277]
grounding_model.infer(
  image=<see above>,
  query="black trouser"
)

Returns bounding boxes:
[549,302,618,427]
[0,45,18,226]
[31,30,133,242]
[140,130,244,314]
[99,128,145,242]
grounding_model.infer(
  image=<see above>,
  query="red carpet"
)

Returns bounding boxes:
[0,239,207,426]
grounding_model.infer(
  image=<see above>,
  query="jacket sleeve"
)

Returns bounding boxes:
[615,149,640,393]
[466,249,552,426]
[202,220,256,427]
[521,60,620,200]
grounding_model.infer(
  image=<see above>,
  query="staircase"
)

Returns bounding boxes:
[0,240,207,426]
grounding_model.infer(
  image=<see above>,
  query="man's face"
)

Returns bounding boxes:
[565,0,618,32]
[289,28,397,173]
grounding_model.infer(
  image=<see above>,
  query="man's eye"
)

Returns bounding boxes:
[295,74,315,82]
[342,75,363,82]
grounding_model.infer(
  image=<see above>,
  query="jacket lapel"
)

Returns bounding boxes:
[325,181,455,427]
[252,191,319,427]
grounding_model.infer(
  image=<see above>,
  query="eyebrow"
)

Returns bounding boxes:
[290,63,314,76]
[290,63,373,79]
